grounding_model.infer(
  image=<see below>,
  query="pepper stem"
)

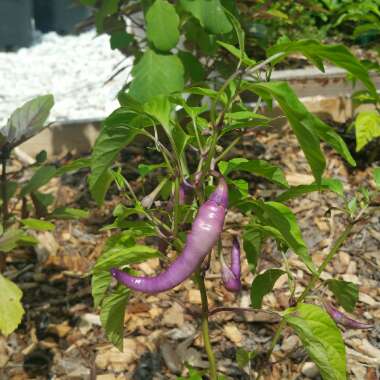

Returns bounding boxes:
[197,271,218,380]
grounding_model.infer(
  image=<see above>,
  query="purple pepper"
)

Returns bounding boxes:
[221,237,241,293]
[323,301,373,330]
[111,177,228,294]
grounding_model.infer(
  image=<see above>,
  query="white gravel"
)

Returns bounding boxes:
[0,29,132,125]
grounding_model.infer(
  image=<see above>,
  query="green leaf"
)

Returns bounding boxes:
[80,0,96,5]
[100,286,130,351]
[137,163,166,177]
[89,110,150,204]
[172,124,190,157]
[218,158,289,188]
[243,229,262,273]
[268,39,377,98]
[180,0,232,34]
[92,270,112,309]
[35,150,47,163]
[276,178,344,202]
[217,41,256,66]
[252,200,315,273]
[184,19,217,55]
[236,348,255,369]
[2,95,54,149]
[20,165,57,197]
[92,242,161,307]
[373,167,380,188]
[0,181,17,203]
[0,229,25,252]
[220,114,270,135]
[31,191,54,207]
[354,111,380,151]
[246,82,356,181]
[94,244,161,272]
[55,157,91,177]
[110,31,134,50]
[128,50,185,103]
[143,95,171,129]
[223,8,245,60]
[177,51,205,83]
[0,275,24,336]
[21,218,55,231]
[185,86,220,99]
[251,269,285,308]
[146,0,180,51]
[49,207,90,220]
[327,279,358,313]
[285,303,346,380]
[142,95,190,158]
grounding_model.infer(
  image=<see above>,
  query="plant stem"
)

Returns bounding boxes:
[0,156,8,272]
[256,319,287,380]
[257,222,354,379]
[204,131,219,176]
[296,222,354,305]
[173,176,180,237]
[215,136,240,163]
[197,272,218,380]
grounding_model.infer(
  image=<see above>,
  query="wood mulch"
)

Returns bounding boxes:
[1,124,379,380]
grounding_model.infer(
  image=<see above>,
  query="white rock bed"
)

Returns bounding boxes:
[0,29,132,125]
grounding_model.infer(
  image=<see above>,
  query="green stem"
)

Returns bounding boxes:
[197,272,218,380]
[192,117,204,154]
[256,319,287,380]
[258,222,354,379]
[1,156,8,230]
[173,177,180,237]
[215,136,240,163]
[297,222,354,305]
[204,131,218,175]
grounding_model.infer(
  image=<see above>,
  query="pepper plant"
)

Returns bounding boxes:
[0,95,90,336]
[89,2,380,379]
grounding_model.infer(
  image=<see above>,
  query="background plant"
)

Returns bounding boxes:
[0,95,90,336]
[87,1,380,379]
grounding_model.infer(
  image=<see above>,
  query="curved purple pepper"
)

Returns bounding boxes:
[111,177,228,294]
[323,301,373,330]
[221,237,241,293]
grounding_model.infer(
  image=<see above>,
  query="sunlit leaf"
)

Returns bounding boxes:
[0,275,24,336]
[128,50,184,103]
[354,111,380,151]
[285,303,346,380]
[268,39,377,98]
[180,0,232,34]
[100,286,130,350]
[146,0,180,51]
[89,110,151,204]
[21,218,55,231]
[218,158,289,188]
[245,82,355,181]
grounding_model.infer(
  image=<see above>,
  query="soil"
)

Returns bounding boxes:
[1,124,379,380]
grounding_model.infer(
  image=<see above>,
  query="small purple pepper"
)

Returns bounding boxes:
[178,179,194,205]
[221,237,241,293]
[323,301,373,330]
[111,177,228,294]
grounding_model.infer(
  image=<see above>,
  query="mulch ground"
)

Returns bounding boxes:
[1,124,379,380]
